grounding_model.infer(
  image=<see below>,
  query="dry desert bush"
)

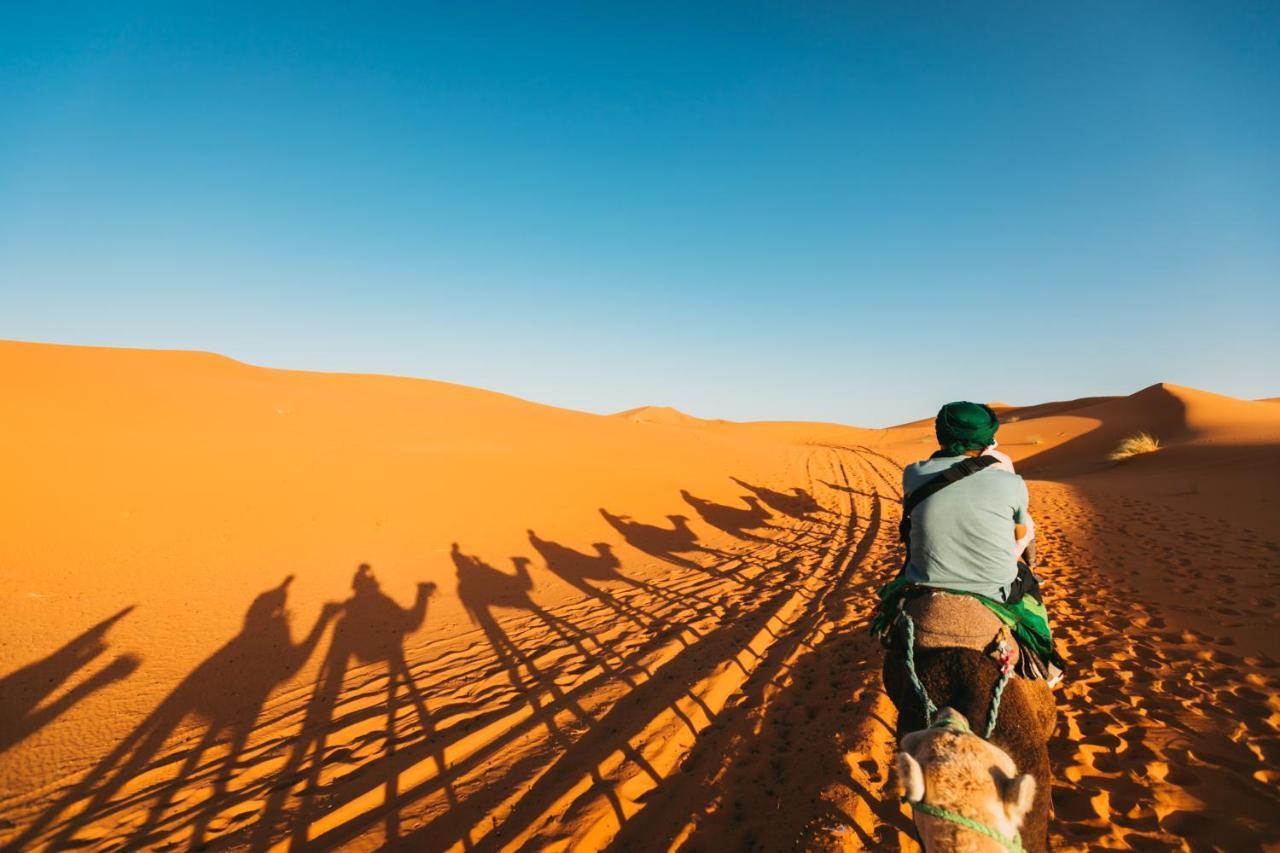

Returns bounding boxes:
[1108,431,1161,461]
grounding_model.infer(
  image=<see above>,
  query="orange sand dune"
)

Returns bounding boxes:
[612,405,725,426]
[1,342,1278,850]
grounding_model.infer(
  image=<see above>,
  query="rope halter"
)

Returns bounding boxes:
[903,798,1026,852]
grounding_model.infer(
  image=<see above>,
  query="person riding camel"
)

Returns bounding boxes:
[873,401,1065,686]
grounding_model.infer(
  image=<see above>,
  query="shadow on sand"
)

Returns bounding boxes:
[0,607,140,754]
[253,564,444,850]
[13,577,337,851]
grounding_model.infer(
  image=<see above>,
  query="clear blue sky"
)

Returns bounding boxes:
[3,2,1277,425]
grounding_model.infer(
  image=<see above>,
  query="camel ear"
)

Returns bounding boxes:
[1001,774,1036,826]
[894,752,925,802]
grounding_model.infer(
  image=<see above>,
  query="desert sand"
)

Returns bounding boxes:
[1,339,1278,850]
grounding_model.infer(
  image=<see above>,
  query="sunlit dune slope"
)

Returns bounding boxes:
[876,383,1280,538]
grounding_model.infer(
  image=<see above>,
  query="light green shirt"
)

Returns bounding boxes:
[902,455,1028,601]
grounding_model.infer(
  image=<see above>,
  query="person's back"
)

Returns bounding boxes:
[876,399,1063,687]
[903,455,1028,602]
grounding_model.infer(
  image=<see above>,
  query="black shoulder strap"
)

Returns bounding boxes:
[902,455,1000,519]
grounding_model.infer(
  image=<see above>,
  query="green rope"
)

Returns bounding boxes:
[902,610,1014,738]
[984,659,1013,738]
[904,798,1025,852]
[900,612,937,721]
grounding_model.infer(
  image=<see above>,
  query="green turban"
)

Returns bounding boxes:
[934,401,999,457]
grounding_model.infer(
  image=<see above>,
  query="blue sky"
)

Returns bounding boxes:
[2,2,1277,425]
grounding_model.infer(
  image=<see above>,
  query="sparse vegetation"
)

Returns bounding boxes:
[1027,434,1043,446]
[1108,431,1161,462]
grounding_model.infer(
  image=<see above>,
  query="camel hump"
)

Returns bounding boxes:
[905,590,1012,658]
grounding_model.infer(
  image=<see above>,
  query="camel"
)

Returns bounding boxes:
[894,707,1037,852]
[884,645,1056,852]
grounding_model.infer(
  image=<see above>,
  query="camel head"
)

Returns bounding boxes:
[244,575,294,626]
[894,707,1035,852]
[510,556,535,589]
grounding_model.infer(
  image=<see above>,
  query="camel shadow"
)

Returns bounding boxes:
[0,606,140,753]
[598,509,703,570]
[526,530,726,648]
[253,564,445,850]
[730,477,826,521]
[453,542,631,694]
[679,490,774,542]
[599,507,773,588]
[451,542,667,830]
[14,578,337,851]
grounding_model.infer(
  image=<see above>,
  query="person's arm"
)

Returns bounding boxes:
[1012,479,1036,566]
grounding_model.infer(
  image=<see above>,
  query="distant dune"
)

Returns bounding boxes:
[612,405,719,426]
[2,341,1277,850]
